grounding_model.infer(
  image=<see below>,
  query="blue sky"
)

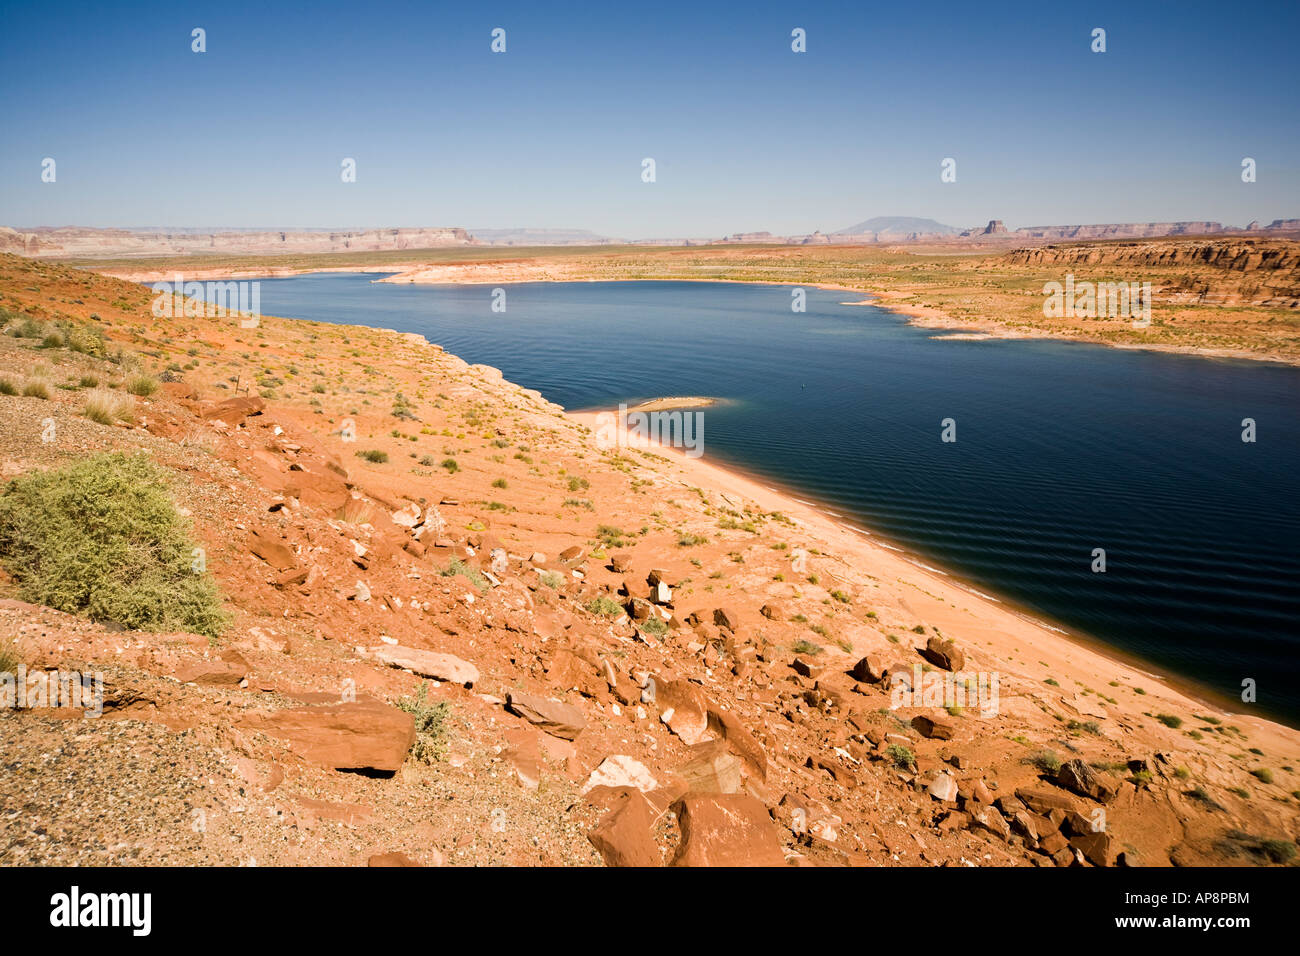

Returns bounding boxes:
[1,0,1296,237]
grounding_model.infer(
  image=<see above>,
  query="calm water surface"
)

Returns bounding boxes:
[204,275,1300,723]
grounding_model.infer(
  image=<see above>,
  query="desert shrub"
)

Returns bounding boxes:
[585,595,623,617]
[61,323,105,356]
[1032,750,1062,774]
[83,388,134,425]
[0,378,17,395]
[21,379,50,399]
[638,616,668,638]
[1155,713,1183,729]
[355,449,388,463]
[124,373,157,396]
[396,682,451,763]
[0,452,227,637]
[441,557,486,590]
[887,744,916,769]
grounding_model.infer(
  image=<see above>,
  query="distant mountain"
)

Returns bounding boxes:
[834,216,960,236]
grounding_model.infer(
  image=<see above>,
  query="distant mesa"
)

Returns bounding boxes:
[469,227,618,246]
[0,225,474,258]
[833,216,961,238]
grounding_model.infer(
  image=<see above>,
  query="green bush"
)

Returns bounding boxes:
[125,373,157,397]
[441,557,486,590]
[638,616,668,637]
[356,449,388,463]
[887,744,915,770]
[585,595,624,617]
[396,682,451,763]
[1032,750,1062,774]
[0,452,227,637]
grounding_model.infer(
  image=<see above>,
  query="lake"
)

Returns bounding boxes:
[200,274,1300,723]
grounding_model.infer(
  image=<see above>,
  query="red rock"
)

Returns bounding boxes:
[677,740,744,794]
[850,654,887,683]
[286,463,351,512]
[173,659,246,686]
[706,707,767,782]
[1057,759,1118,804]
[506,690,587,740]
[759,603,784,621]
[200,395,264,424]
[367,852,421,867]
[371,645,480,688]
[249,530,296,570]
[274,566,309,588]
[792,657,822,678]
[1040,831,1069,855]
[670,793,785,867]
[1016,787,1078,815]
[968,805,1011,841]
[503,726,541,790]
[656,678,712,745]
[713,608,739,631]
[1069,829,1114,867]
[243,696,414,774]
[921,635,965,671]
[589,789,663,867]
[911,714,955,740]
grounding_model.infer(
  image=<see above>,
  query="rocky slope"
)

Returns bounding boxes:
[0,253,1296,867]
[1004,238,1300,308]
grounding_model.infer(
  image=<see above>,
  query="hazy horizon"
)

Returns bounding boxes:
[2,0,1297,239]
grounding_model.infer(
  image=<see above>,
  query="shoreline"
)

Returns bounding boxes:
[123,262,1298,732]
[567,405,1298,737]
[102,262,1300,368]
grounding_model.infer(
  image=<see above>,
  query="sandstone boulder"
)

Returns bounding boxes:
[506,690,587,740]
[921,635,965,671]
[371,646,480,688]
[670,793,785,867]
[244,697,414,774]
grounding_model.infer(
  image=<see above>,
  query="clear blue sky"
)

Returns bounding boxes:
[1,0,1296,238]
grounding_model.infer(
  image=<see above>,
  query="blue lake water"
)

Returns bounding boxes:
[203,274,1300,723]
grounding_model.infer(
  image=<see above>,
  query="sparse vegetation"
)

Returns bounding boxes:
[83,388,134,425]
[585,595,623,617]
[0,452,227,637]
[124,373,157,397]
[396,682,451,763]
[887,744,915,770]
